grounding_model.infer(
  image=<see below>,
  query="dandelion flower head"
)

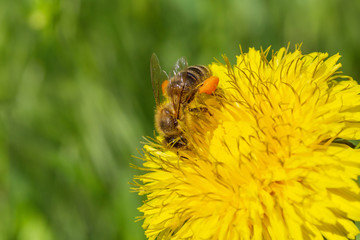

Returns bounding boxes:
[134,46,360,240]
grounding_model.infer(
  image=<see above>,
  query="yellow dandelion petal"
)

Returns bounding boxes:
[133,45,360,240]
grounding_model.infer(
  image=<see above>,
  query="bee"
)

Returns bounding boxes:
[150,53,219,148]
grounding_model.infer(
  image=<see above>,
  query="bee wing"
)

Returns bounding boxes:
[150,53,168,106]
[168,57,188,119]
[170,56,188,78]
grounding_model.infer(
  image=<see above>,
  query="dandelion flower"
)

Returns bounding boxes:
[133,46,360,240]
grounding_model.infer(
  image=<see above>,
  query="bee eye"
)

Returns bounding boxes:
[158,108,180,136]
[160,116,177,130]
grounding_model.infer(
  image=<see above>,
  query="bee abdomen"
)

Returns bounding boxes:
[186,65,211,83]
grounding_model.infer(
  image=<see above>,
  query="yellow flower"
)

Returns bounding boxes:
[133,46,360,240]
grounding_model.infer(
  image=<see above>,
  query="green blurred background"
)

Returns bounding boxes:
[1,0,360,239]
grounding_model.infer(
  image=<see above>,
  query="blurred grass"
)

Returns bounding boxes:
[0,0,359,239]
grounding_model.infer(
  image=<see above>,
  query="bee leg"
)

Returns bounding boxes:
[165,135,187,148]
[188,107,213,116]
[184,91,197,104]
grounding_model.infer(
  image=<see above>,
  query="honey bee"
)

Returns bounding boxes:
[150,53,219,148]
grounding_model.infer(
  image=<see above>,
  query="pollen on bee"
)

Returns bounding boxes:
[161,80,169,95]
[199,76,219,94]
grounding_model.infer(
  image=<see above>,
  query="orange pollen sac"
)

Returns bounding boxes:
[161,80,169,95]
[199,76,219,94]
